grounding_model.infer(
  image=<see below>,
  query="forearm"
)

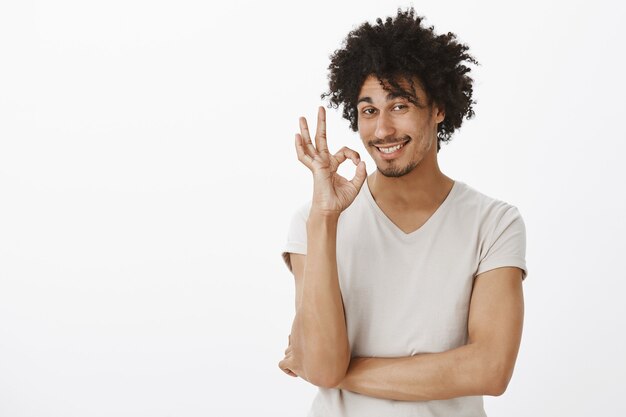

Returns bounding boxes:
[291,211,350,387]
[337,343,504,401]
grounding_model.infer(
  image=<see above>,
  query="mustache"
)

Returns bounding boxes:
[369,135,411,147]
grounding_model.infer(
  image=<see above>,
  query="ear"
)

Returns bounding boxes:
[433,103,445,124]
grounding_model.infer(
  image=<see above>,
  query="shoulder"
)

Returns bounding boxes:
[281,199,313,272]
[450,181,526,250]
[292,199,312,222]
[285,199,312,238]
[454,182,528,280]
[453,180,524,223]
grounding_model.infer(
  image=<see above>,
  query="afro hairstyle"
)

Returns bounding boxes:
[322,8,478,151]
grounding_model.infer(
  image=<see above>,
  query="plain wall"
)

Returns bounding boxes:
[1,0,625,416]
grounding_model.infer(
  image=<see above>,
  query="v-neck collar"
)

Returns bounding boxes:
[362,178,460,240]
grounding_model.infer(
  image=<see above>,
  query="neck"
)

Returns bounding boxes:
[367,154,453,208]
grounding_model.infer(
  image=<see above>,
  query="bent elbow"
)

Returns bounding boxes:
[485,378,508,396]
[295,334,351,388]
[306,354,349,388]
[307,371,345,389]
[483,361,514,396]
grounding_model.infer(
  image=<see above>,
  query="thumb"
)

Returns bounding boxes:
[350,161,367,189]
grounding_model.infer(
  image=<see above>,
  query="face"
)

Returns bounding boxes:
[356,75,444,178]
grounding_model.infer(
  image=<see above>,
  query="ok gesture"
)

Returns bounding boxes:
[295,106,367,216]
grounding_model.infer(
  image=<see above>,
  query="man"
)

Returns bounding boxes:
[278,8,527,417]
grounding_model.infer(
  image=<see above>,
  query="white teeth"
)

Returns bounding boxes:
[378,143,405,154]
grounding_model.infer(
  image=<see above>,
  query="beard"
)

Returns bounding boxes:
[372,135,420,177]
[377,158,419,177]
[367,132,435,178]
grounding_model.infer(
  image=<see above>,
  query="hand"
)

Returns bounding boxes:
[295,106,367,216]
[278,334,303,378]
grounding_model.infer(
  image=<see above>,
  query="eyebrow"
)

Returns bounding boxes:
[356,92,417,105]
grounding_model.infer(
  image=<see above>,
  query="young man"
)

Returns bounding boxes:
[278,8,527,417]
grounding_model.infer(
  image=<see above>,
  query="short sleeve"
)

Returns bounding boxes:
[476,205,528,281]
[281,200,311,273]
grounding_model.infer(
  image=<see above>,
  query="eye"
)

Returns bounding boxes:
[360,107,376,116]
[392,104,408,111]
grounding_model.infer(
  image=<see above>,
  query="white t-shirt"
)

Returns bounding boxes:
[281,179,528,417]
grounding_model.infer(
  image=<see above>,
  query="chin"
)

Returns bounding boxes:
[377,160,419,178]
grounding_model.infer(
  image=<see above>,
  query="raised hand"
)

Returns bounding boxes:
[295,106,367,216]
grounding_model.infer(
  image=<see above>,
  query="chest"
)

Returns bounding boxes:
[334,212,480,357]
[375,202,439,235]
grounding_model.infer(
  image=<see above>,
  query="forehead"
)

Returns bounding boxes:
[357,74,427,103]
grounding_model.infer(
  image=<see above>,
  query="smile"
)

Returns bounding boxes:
[378,143,405,153]
[375,140,410,158]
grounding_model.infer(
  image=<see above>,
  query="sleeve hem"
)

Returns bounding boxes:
[281,242,307,273]
[475,257,528,281]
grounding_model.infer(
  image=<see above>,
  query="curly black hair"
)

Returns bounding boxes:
[322,8,478,152]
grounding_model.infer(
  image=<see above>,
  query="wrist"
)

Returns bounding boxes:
[307,209,340,226]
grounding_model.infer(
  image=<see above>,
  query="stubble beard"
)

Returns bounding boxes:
[375,134,432,178]
[377,159,420,178]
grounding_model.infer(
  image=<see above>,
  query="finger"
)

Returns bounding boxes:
[314,106,329,155]
[278,359,297,377]
[280,364,297,377]
[334,146,361,166]
[350,160,368,189]
[295,134,315,168]
[299,117,318,157]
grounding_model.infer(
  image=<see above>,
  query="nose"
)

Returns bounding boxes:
[374,110,396,140]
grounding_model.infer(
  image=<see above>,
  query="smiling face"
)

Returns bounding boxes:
[356,75,444,178]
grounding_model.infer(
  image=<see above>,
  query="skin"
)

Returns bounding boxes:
[277,105,366,387]
[278,74,525,399]
[356,75,454,233]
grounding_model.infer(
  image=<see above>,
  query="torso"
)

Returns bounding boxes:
[284,178,525,417]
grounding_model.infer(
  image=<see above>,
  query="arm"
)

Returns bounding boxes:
[336,266,525,400]
[278,106,366,388]
[289,215,351,388]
